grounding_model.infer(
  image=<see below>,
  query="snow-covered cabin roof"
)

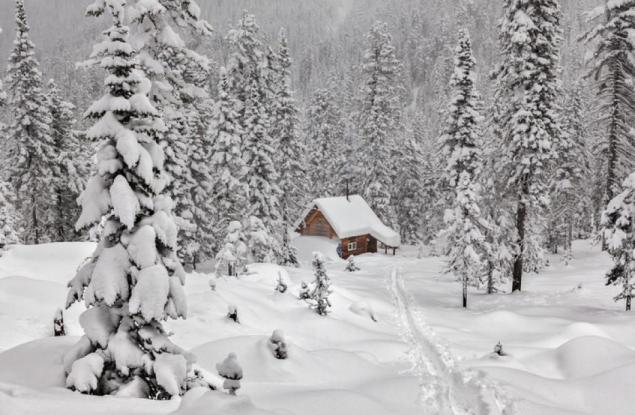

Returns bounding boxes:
[296,195,401,247]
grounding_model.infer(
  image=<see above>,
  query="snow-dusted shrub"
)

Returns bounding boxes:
[267,330,288,360]
[53,308,65,336]
[310,252,332,316]
[227,304,239,323]
[345,255,360,272]
[494,341,505,356]
[208,278,217,291]
[298,281,310,300]
[216,353,242,395]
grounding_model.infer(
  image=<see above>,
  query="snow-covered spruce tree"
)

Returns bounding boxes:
[125,0,213,267]
[439,29,489,308]
[246,216,276,263]
[493,0,563,292]
[395,132,425,244]
[4,0,56,244]
[358,21,403,228]
[215,221,248,278]
[208,67,248,244]
[582,1,635,208]
[217,353,242,395]
[602,173,635,311]
[0,179,20,248]
[306,85,346,198]
[64,3,200,398]
[310,252,332,316]
[273,28,305,266]
[46,79,86,242]
[227,12,282,260]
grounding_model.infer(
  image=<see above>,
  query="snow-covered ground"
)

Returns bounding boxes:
[0,237,632,414]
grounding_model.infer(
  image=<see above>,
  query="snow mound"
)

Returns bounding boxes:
[172,389,276,415]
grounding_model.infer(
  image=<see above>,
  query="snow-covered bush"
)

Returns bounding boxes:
[227,304,239,323]
[53,308,65,336]
[63,1,205,399]
[345,255,360,272]
[208,278,217,291]
[216,353,242,395]
[310,252,332,316]
[215,221,248,277]
[298,281,310,300]
[494,341,505,356]
[267,330,288,360]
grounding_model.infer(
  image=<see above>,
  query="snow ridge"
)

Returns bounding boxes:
[389,268,513,415]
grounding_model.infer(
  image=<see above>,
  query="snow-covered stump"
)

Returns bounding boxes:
[310,252,332,316]
[267,330,288,360]
[53,308,65,336]
[227,304,239,323]
[345,255,360,272]
[216,353,243,395]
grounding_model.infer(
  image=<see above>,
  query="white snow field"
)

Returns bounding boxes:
[0,238,632,414]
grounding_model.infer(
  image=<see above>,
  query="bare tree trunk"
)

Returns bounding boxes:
[512,192,526,293]
[462,274,468,308]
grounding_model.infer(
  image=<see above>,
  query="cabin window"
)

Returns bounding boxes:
[348,241,357,251]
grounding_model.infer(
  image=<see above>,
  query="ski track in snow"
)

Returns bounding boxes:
[388,267,513,415]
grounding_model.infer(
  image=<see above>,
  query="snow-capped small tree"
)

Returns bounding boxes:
[439,29,489,308]
[46,79,85,242]
[4,0,56,244]
[53,308,65,337]
[0,179,20,248]
[267,330,288,360]
[358,21,404,228]
[345,255,360,272]
[274,273,287,293]
[493,0,563,292]
[245,216,276,263]
[602,173,635,311]
[310,252,332,316]
[64,1,198,398]
[216,353,242,395]
[215,221,248,278]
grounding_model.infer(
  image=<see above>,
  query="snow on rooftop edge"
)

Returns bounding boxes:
[297,195,401,247]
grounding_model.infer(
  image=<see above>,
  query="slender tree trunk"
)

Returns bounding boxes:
[32,193,39,244]
[487,260,495,295]
[512,191,527,293]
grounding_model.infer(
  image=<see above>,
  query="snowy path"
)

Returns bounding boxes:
[389,268,511,415]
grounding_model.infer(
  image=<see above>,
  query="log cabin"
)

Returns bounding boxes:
[295,195,401,259]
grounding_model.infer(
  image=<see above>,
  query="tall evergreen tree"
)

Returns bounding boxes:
[306,85,346,198]
[358,22,403,228]
[4,0,56,244]
[227,12,282,259]
[208,67,248,242]
[493,0,563,292]
[440,30,488,308]
[46,79,86,241]
[582,0,635,207]
[125,0,214,266]
[394,131,425,244]
[273,28,305,266]
[65,0,200,397]
[0,179,20,248]
[602,173,635,311]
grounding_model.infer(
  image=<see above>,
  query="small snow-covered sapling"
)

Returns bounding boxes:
[275,273,288,293]
[298,281,310,300]
[494,341,505,356]
[208,278,216,291]
[310,252,332,316]
[216,353,243,395]
[345,255,360,272]
[54,308,65,336]
[267,330,288,360]
[227,304,239,323]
